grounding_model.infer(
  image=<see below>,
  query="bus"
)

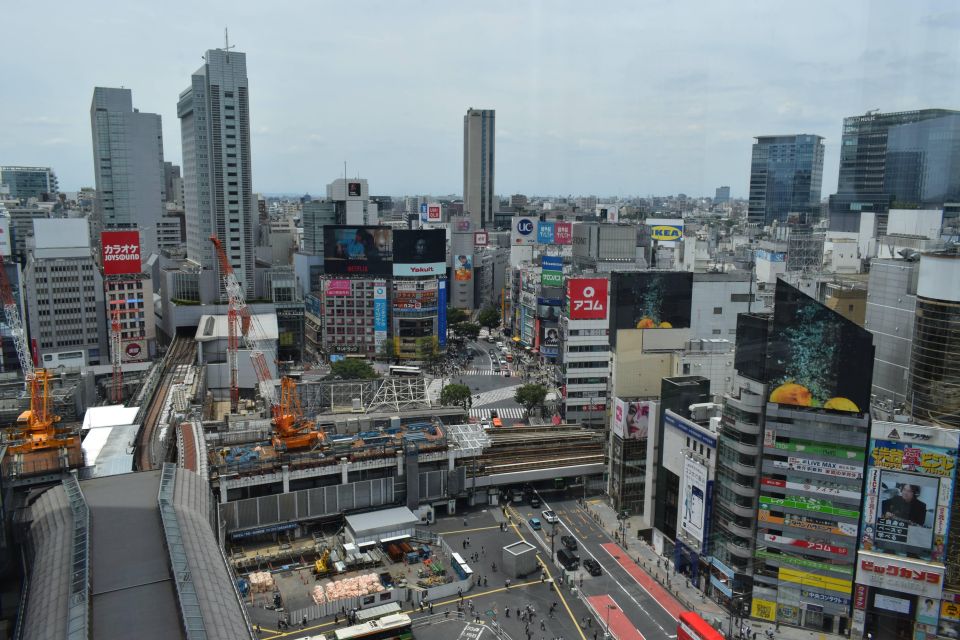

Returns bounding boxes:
[678,611,724,640]
[450,552,474,581]
[320,613,413,640]
[388,365,421,377]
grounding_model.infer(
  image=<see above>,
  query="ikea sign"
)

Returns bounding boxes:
[646,219,684,242]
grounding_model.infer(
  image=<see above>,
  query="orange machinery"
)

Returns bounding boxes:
[272,376,324,451]
[8,370,76,454]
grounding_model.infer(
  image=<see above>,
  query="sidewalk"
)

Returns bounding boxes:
[582,498,842,640]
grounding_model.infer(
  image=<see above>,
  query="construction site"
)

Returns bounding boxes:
[0,235,607,636]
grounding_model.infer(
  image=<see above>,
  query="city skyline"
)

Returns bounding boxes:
[2,1,960,196]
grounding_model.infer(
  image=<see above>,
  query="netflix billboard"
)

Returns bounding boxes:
[101,231,142,275]
[567,277,608,320]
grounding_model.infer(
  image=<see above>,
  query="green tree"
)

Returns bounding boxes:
[514,384,548,417]
[440,383,472,409]
[447,307,469,325]
[377,337,398,361]
[452,322,481,340]
[327,359,379,380]
[478,307,501,329]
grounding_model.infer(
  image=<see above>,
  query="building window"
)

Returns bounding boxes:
[713,307,723,314]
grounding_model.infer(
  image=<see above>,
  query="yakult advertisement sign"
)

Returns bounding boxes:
[101,231,142,275]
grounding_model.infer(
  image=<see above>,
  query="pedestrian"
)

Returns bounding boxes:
[445,609,451,619]
[334,613,339,624]
[255,624,261,635]
[430,602,434,614]
[482,546,485,556]
[467,537,471,548]
[302,615,308,628]
[541,571,546,582]
[517,607,521,619]
[464,518,469,526]
[506,578,511,589]
[484,577,488,586]
[463,540,467,550]
[506,608,511,618]
[541,620,546,631]
[594,632,598,640]
[588,618,592,627]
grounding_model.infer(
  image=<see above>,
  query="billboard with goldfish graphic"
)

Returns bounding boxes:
[766,279,874,413]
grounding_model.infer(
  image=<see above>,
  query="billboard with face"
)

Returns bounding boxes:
[861,423,958,562]
[766,279,874,414]
[324,226,393,275]
[454,255,473,281]
[393,229,446,276]
[611,398,653,440]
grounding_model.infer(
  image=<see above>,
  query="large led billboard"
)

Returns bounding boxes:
[609,271,692,342]
[323,226,393,275]
[101,230,142,275]
[766,279,874,413]
[393,229,446,276]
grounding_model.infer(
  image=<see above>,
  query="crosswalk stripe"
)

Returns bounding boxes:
[468,407,526,420]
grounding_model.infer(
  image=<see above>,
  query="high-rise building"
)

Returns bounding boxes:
[301,200,337,256]
[884,114,960,207]
[463,108,495,229]
[829,109,960,232]
[864,257,919,408]
[0,166,58,202]
[178,46,255,299]
[747,135,824,226]
[90,87,166,258]
[163,161,184,206]
[715,186,731,204]
[708,281,876,633]
[24,218,107,368]
[907,249,960,428]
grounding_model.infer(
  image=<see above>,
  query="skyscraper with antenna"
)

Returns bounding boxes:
[177,41,255,300]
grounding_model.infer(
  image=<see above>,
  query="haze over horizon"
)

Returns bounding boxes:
[3,0,959,197]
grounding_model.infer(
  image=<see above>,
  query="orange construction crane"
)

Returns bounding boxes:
[0,253,74,453]
[272,377,324,451]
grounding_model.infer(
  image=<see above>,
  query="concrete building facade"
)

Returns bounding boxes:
[90,87,166,257]
[25,219,107,368]
[178,47,256,301]
[463,108,495,229]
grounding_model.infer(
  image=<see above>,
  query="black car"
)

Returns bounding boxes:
[583,558,602,576]
[561,535,577,551]
[530,496,541,508]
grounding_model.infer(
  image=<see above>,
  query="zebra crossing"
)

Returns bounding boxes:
[468,407,526,420]
[461,368,509,376]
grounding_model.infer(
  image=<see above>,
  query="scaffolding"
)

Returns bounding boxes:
[295,377,430,415]
[785,226,825,274]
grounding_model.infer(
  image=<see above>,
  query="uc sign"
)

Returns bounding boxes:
[516,219,534,235]
[650,225,682,241]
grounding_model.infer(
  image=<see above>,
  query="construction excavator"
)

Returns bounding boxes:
[0,253,75,455]
[273,376,324,452]
[313,547,331,576]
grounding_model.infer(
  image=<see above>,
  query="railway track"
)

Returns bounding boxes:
[135,336,197,471]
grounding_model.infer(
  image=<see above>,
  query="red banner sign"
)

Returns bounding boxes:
[554,222,572,245]
[567,278,608,320]
[101,231,142,275]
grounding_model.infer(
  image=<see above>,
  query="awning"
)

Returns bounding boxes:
[379,534,411,544]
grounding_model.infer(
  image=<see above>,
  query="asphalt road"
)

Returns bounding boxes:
[509,496,680,640]
[451,340,527,424]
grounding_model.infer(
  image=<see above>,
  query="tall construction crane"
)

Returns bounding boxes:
[209,237,323,451]
[0,253,33,387]
[209,236,274,413]
[0,253,74,453]
[109,303,123,404]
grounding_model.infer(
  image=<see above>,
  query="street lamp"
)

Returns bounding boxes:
[605,603,618,639]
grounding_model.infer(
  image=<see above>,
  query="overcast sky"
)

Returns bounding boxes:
[3,1,960,198]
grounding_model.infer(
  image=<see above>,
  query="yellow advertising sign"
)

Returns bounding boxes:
[751,598,777,621]
[779,567,852,594]
[942,601,960,621]
[650,225,683,242]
